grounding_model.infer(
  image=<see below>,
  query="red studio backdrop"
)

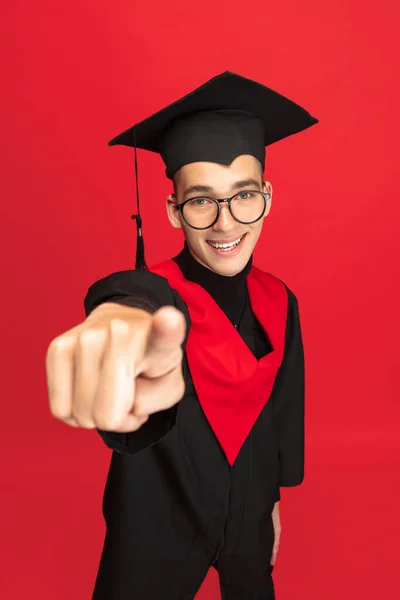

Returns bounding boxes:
[1,1,399,599]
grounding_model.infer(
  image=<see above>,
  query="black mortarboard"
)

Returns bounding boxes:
[108,71,318,270]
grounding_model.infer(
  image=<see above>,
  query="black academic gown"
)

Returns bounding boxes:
[84,242,305,600]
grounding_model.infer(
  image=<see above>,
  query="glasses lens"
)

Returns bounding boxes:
[230,191,265,223]
[182,192,266,228]
[182,198,219,228]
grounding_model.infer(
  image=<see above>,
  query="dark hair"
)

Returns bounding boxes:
[172,159,264,197]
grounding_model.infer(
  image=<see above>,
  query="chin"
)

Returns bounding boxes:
[206,254,251,277]
[214,261,248,276]
[200,233,251,275]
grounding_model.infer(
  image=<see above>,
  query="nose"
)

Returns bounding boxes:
[212,202,237,230]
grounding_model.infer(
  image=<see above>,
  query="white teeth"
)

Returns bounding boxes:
[208,235,243,249]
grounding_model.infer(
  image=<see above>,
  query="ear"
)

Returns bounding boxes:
[166,194,183,229]
[262,180,273,218]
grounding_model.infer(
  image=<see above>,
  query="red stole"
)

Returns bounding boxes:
[149,259,288,466]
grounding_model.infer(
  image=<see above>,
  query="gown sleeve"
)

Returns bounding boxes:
[272,284,305,490]
[83,270,191,454]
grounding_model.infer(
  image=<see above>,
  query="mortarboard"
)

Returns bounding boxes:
[108,71,319,270]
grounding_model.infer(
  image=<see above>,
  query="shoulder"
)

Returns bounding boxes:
[85,268,172,296]
[84,268,191,335]
[250,265,299,304]
[250,266,301,333]
[84,269,171,314]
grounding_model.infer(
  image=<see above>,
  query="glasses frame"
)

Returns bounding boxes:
[174,190,271,230]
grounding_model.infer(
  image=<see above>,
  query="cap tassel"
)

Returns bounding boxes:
[131,213,145,270]
[132,131,148,271]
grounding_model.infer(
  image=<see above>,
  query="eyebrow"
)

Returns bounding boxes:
[183,178,262,198]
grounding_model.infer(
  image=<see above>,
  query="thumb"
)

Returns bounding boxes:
[141,306,186,377]
[151,306,186,341]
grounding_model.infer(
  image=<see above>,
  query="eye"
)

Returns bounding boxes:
[236,191,253,200]
[188,197,212,207]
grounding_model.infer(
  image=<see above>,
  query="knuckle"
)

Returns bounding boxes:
[108,318,130,339]
[64,417,79,427]
[71,407,96,429]
[78,328,103,347]
[93,414,120,431]
[73,415,96,429]
[50,405,70,421]
[47,335,73,356]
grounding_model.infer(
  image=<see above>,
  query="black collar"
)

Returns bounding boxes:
[171,240,252,324]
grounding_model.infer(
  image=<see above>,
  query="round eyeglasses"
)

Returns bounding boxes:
[174,190,270,230]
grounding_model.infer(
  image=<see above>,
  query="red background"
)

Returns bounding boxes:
[1,1,399,598]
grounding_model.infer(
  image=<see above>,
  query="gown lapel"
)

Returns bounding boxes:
[150,259,288,465]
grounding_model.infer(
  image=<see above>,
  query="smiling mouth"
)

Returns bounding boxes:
[207,233,246,251]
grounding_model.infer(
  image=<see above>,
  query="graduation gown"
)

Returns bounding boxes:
[84,244,305,600]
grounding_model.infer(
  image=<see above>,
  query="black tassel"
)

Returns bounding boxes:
[131,213,147,270]
[132,130,148,271]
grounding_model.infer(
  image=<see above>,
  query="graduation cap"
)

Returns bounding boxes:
[108,71,319,270]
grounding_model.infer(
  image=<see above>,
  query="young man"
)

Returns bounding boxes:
[46,72,318,599]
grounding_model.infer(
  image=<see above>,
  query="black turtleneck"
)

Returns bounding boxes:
[172,240,252,328]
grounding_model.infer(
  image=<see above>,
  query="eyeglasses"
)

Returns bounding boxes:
[174,190,270,230]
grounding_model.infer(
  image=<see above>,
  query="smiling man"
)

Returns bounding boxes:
[52,71,318,599]
[167,155,271,277]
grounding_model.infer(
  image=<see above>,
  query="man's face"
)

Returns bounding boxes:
[166,154,272,277]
